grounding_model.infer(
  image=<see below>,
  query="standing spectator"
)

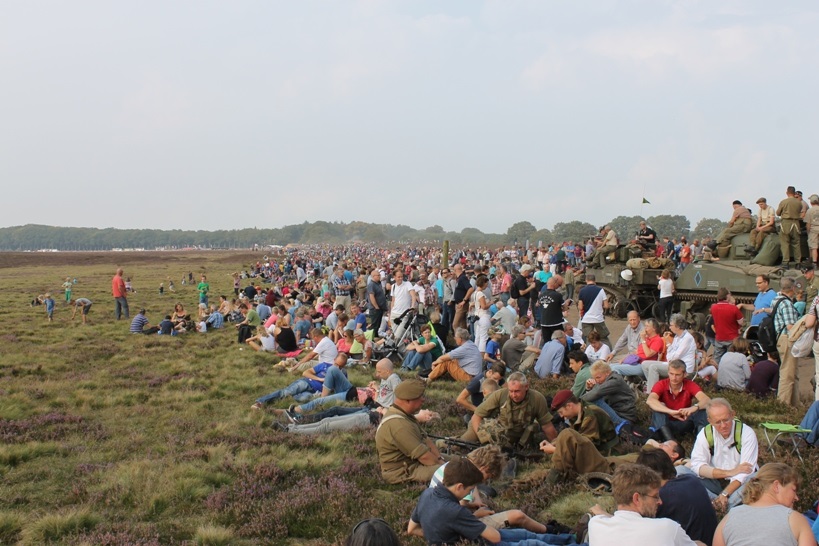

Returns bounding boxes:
[657,270,675,325]
[470,275,492,354]
[512,265,536,320]
[773,278,800,405]
[738,275,777,327]
[62,277,72,304]
[577,273,611,347]
[388,270,417,327]
[112,268,129,320]
[452,264,474,331]
[710,288,745,363]
[197,274,210,306]
[333,266,353,312]
[366,269,387,333]
[44,293,55,322]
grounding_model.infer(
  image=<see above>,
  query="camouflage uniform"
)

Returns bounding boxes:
[461,388,552,449]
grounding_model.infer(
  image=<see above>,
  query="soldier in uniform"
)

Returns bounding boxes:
[777,185,804,267]
[538,390,619,482]
[715,200,753,252]
[375,379,444,484]
[747,197,776,253]
[801,264,819,305]
[460,372,557,449]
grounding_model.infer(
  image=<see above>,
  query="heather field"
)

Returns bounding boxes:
[0,251,817,545]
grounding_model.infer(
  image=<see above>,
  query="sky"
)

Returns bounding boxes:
[1,1,818,235]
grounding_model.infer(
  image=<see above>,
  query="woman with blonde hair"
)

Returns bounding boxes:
[713,462,815,546]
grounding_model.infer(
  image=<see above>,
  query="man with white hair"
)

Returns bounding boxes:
[677,398,758,511]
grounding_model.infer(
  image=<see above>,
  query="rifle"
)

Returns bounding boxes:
[427,434,543,461]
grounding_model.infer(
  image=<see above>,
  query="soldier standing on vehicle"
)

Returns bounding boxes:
[776,186,804,268]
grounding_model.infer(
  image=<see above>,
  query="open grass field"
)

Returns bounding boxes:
[1,250,818,545]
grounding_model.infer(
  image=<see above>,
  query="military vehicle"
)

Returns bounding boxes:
[581,232,806,330]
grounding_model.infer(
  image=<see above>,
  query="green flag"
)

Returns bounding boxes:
[642,197,650,204]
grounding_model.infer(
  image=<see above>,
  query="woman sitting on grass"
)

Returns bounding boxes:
[247,326,277,352]
[271,317,299,354]
[716,338,751,391]
[692,331,718,382]
[336,329,354,355]
[712,462,814,546]
[171,303,190,331]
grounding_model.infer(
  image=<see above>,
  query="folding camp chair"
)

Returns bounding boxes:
[761,422,812,462]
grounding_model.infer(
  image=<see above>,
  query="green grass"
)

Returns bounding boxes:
[0,250,817,545]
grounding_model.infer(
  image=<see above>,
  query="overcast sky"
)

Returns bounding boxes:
[1,1,817,234]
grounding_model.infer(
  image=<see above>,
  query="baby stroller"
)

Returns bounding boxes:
[374,308,428,365]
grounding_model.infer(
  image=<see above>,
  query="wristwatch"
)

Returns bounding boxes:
[720,492,729,498]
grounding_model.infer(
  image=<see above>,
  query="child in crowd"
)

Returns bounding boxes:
[691,331,717,382]
[44,293,55,322]
[159,315,176,336]
[483,329,503,369]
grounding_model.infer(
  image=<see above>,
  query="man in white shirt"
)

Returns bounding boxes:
[588,463,704,546]
[677,398,758,511]
[389,270,417,326]
[577,274,611,347]
[291,328,339,373]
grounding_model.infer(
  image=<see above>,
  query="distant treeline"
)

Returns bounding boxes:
[0,216,727,251]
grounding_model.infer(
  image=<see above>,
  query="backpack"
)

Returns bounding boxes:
[757,296,786,353]
[703,419,743,455]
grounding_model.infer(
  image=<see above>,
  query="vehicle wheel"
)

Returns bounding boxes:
[612,300,632,319]
[639,302,655,319]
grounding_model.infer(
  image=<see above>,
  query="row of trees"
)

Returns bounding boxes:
[506,215,727,247]
[0,216,726,251]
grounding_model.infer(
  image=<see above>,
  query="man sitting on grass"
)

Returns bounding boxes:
[408,456,578,545]
[130,308,159,334]
[251,353,348,410]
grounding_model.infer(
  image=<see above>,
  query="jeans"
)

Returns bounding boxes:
[517,297,530,320]
[676,466,750,509]
[403,350,433,371]
[500,292,510,306]
[301,405,368,423]
[611,363,646,378]
[199,294,208,306]
[651,409,708,437]
[641,361,669,391]
[296,367,353,412]
[287,412,373,435]
[713,340,732,364]
[256,378,315,405]
[799,400,819,445]
[114,297,130,320]
[368,309,383,333]
[591,399,626,427]
[442,302,454,339]
[498,528,577,546]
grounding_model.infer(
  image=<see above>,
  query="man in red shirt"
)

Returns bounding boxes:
[647,360,711,439]
[112,268,130,320]
[709,287,744,364]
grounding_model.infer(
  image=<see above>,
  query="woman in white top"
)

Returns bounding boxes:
[471,274,492,353]
[585,330,611,362]
[657,269,675,324]
[246,326,277,352]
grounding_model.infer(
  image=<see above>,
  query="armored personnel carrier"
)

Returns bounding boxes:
[581,232,805,330]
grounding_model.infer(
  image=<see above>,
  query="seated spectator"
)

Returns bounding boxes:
[285,328,339,374]
[350,303,367,331]
[159,315,182,336]
[795,400,819,446]
[344,518,400,546]
[171,302,190,330]
[712,463,812,546]
[331,313,350,344]
[612,318,664,380]
[641,314,696,391]
[349,329,374,364]
[588,464,704,546]
[204,307,224,331]
[568,350,592,398]
[691,331,717,381]
[426,328,482,384]
[336,329,354,355]
[746,351,779,398]
[235,303,261,344]
[130,309,160,334]
[252,353,346,409]
[408,457,575,546]
[403,324,444,372]
[483,329,503,368]
[716,338,751,391]
[646,359,710,439]
[581,360,638,431]
[585,330,611,362]
[635,447,718,546]
[533,330,568,379]
[429,446,560,537]
[607,311,643,363]
[293,309,311,344]
[286,354,355,415]
[501,325,541,372]
[247,326,277,352]
[455,363,505,416]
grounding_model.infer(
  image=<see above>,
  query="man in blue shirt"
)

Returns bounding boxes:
[739,274,777,327]
[533,331,567,379]
[251,355,347,409]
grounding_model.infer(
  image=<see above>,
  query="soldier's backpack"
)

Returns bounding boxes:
[757,297,785,353]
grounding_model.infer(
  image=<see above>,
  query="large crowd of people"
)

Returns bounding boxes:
[35,192,819,544]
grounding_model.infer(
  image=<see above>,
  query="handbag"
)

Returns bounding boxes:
[790,305,818,358]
